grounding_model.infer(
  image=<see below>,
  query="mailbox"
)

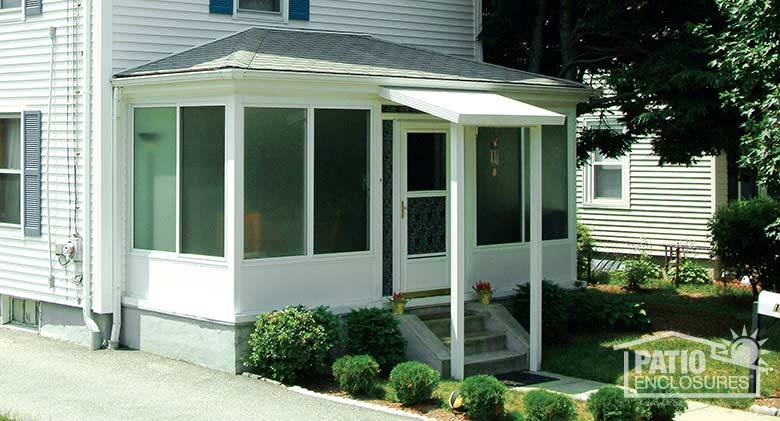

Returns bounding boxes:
[758,291,780,319]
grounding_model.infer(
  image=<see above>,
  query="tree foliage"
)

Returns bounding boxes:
[710,0,780,190]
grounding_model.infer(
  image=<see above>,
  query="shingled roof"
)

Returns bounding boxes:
[115,28,588,90]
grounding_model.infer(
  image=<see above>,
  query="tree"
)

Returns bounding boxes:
[480,0,743,167]
[710,0,780,191]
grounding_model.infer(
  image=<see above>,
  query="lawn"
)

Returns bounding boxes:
[542,279,780,410]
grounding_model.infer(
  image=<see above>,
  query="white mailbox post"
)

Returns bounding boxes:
[750,291,780,394]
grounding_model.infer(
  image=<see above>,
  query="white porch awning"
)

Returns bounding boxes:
[380,88,566,126]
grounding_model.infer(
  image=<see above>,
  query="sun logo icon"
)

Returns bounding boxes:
[716,327,770,369]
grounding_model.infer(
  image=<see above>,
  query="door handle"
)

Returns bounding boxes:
[401,200,407,219]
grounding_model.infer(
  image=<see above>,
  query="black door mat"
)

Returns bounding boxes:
[495,371,558,387]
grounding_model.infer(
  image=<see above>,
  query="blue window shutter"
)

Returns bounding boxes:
[23,111,42,237]
[210,0,233,14]
[25,0,42,15]
[289,0,310,21]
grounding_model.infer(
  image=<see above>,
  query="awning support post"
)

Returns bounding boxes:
[529,125,543,371]
[450,122,466,380]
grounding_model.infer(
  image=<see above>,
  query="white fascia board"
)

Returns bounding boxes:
[381,88,566,126]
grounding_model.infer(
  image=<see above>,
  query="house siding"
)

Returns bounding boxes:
[577,135,717,260]
[0,0,89,307]
[112,0,479,74]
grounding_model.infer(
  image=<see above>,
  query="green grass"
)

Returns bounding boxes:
[543,280,779,410]
[0,416,14,421]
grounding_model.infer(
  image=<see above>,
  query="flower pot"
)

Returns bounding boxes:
[478,291,492,305]
[391,301,406,315]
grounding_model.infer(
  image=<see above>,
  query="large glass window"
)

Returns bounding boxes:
[0,116,21,225]
[244,108,307,258]
[132,106,225,258]
[180,106,225,257]
[238,0,280,12]
[542,125,568,240]
[407,132,446,191]
[314,109,370,254]
[133,108,176,251]
[476,127,522,245]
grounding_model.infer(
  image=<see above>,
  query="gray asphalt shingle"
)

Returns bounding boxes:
[115,28,587,89]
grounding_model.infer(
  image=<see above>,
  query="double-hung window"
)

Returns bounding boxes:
[586,149,629,207]
[237,0,280,13]
[0,115,21,226]
[0,0,21,9]
[133,106,226,258]
[243,107,371,260]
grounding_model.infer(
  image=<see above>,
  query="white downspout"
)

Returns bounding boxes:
[82,0,102,351]
[109,85,122,350]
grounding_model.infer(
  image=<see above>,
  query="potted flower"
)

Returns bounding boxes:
[473,281,493,304]
[388,292,409,315]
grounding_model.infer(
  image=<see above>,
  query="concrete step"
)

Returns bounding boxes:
[423,314,486,337]
[464,350,528,377]
[439,331,508,356]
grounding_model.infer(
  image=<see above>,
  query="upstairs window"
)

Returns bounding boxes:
[238,0,280,13]
[0,115,21,226]
[0,0,21,10]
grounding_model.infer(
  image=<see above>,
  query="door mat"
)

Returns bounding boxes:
[495,371,558,387]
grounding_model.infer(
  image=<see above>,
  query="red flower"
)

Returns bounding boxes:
[472,281,492,293]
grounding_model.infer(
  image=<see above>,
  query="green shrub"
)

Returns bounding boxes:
[331,355,380,396]
[388,361,440,406]
[461,375,507,421]
[619,254,662,292]
[565,291,605,332]
[637,390,687,421]
[512,281,568,343]
[675,259,711,285]
[598,298,652,331]
[578,223,596,281]
[710,197,780,296]
[591,269,612,285]
[245,305,338,383]
[345,308,407,372]
[587,386,639,421]
[523,389,576,421]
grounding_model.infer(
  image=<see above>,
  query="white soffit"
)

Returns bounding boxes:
[380,88,566,126]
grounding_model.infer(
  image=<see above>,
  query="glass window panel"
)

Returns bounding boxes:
[180,106,225,257]
[594,165,623,199]
[407,132,446,191]
[244,108,307,259]
[0,173,20,224]
[314,109,370,254]
[133,107,176,251]
[0,117,20,169]
[238,0,280,12]
[1,0,22,9]
[542,125,568,240]
[476,127,522,245]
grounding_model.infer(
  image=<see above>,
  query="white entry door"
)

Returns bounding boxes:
[399,124,450,293]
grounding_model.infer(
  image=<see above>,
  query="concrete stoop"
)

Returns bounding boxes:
[396,302,529,377]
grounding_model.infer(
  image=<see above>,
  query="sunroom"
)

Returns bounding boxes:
[112,28,591,376]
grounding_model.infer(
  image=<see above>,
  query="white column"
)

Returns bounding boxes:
[450,123,466,380]
[529,125,543,372]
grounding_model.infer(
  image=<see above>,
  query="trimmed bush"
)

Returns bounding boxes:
[523,389,576,421]
[710,198,780,296]
[331,355,380,396]
[513,280,568,343]
[245,305,338,383]
[388,361,440,406]
[638,393,687,421]
[619,254,662,292]
[675,259,711,285]
[461,375,507,421]
[345,308,407,372]
[587,386,639,421]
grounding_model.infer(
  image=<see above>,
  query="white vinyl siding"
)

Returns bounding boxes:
[577,135,717,260]
[112,0,478,74]
[0,0,88,306]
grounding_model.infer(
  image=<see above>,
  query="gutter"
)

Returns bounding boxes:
[109,85,122,349]
[82,0,102,350]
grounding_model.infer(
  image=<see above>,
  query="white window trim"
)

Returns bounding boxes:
[0,112,22,231]
[233,0,289,23]
[0,2,24,24]
[583,151,630,209]
[129,104,229,262]
[241,104,374,263]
